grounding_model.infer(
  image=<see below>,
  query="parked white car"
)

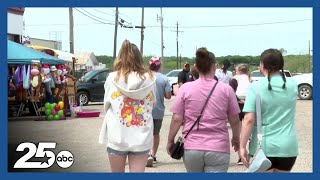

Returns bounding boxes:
[292,73,313,100]
[251,70,292,81]
[166,69,182,86]
[251,70,312,100]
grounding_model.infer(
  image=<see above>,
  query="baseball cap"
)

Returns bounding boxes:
[149,56,161,66]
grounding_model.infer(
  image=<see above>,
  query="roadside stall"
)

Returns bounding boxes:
[28,45,78,108]
[8,40,66,120]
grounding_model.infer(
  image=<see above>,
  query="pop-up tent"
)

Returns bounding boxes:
[7,40,64,64]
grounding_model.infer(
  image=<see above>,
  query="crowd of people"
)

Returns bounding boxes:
[99,39,299,173]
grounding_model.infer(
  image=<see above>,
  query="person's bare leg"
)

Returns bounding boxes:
[108,154,127,172]
[152,135,160,157]
[128,154,148,172]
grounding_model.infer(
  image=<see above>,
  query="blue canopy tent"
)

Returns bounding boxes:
[7,40,64,64]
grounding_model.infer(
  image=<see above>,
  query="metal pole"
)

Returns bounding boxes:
[160,8,164,61]
[69,8,74,54]
[113,7,119,60]
[176,22,179,69]
[140,8,145,56]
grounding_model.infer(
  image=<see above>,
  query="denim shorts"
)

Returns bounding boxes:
[107,147,150,156]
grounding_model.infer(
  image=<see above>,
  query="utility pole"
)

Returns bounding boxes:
[176,22,178,69]
[179,54,182,68]
[113,7,119,60]
[173,22,183,69]
[140,8,144,56]
[69,8,74,54]
[68,8,75,76]
[157,8,164,71]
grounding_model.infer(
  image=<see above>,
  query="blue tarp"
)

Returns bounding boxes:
[7,40,64,65]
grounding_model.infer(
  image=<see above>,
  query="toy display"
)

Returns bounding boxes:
[8,59,73,120]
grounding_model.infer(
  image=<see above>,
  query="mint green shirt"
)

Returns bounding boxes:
[243,74,298,157]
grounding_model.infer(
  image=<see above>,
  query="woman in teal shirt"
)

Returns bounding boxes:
[240,49,298,172]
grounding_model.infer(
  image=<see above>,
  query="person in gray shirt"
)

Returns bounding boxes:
[146,57,172,167]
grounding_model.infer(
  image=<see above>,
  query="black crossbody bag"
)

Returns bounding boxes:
[170,81,219,160]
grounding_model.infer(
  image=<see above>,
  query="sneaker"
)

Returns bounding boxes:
[237,158,243,165]
[153,156,158,164]
[146,155,153,167]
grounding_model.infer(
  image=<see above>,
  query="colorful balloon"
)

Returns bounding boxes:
[45,109,51,116]
[58,101,64,110]
[55,105,60,111]
[48,115,54,120]
[57,110,64,116]
[45,102,51,110]
[54,115,60,120]
[52,110,57,115]
[50,104,55,110]
[60,115,66,120]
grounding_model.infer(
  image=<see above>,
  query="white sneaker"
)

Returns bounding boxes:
[146,155,153,167]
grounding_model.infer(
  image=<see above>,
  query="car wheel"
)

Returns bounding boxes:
[77,91,89,106]
[298,85,312,100]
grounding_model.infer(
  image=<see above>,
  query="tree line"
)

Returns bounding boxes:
[96,54,312,74]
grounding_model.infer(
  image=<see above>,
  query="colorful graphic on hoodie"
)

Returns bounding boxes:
[112,91,153,127]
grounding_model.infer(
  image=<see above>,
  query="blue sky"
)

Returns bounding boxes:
[23,7,312,57]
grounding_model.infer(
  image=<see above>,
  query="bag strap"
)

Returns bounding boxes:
[184,81,219,139]
[255,81,262,147]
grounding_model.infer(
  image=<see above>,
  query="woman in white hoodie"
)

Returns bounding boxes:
[99,40,156,172]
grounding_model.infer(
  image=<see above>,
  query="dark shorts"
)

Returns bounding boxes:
[107,147,149,156]
[267,157,297,171]
[239,103,244,121]
[153,119,163,135]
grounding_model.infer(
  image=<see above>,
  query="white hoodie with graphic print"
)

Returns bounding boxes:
[98,71,156,152]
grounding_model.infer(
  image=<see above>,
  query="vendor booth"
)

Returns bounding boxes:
[8,40,71,120]
[28,45,78,114]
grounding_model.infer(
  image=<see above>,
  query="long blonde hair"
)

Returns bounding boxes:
[113,40,153,83]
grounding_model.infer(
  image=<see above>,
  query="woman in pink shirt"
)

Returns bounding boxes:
[167,48,241,172]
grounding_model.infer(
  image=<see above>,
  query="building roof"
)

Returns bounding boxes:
[74,51,99,65]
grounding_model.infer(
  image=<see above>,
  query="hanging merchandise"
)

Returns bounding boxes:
[55,65,65,100]
[41,64,54,103]
[56,65,63,85]
[31,64,42,101]
[23,64,31,90]
[8,67,16,97]
[13,65,23,88]
[13,65,25,101]
[61,65,68,84]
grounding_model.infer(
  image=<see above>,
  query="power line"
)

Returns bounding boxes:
[80,8,114,23]
[74,8,115,25]
[146,19,312,29]
[93,8,115,17]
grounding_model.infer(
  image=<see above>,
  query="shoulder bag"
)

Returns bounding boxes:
[170,81,219,160]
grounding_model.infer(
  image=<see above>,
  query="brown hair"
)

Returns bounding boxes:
[260,48,286,90]
[195,48,216,75]
[237,64,249,74]
[113,40,153,83]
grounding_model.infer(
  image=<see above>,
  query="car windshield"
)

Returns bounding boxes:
[79,71,97,81]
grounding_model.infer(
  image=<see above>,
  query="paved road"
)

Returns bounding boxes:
[8,98,312,172]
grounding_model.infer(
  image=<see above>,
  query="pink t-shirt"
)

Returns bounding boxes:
[171,76,240,154]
